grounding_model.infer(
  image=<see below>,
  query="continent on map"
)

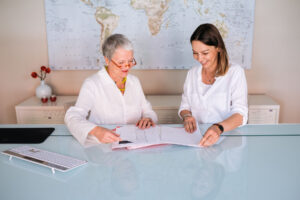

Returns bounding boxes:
[198,0,203,4]
[95,7,119,48]
[130,0,171,35]
[214,20,228,39]
[80,0,93,7]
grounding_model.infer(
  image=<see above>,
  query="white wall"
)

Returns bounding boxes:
[0,0,299,123]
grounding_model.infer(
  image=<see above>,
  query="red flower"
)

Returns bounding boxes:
[46,67,51,73]
[41,66,47,71]
[30,66,51,80]
[31,72,38,78]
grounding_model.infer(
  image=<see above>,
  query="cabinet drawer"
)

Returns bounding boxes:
[248,108,279,124]
[16,109,65,124]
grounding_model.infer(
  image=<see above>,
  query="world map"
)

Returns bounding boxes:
[45,0,255,70]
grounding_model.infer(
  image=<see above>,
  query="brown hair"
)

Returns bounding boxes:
[190,23,229,76]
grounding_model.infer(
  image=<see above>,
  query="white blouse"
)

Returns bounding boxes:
[65,68,158,146]
[179,64,248,125]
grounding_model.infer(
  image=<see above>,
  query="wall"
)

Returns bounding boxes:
[0,0,299,123]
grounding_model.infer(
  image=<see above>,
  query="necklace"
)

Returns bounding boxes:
[105,66,127,93]
[207,76,215,83]
[202,70,215,84]
[114,77,127,93]
[207,76,215,84]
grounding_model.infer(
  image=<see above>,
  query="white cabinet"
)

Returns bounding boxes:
[146,95,182,124]
[15,94,280,124]
[147,94,280,124]
[15,96,77,124]
[248,94,280,124]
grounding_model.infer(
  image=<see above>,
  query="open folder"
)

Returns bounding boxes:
[112,125,203,150]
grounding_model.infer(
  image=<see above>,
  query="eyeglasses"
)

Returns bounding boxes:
[110,58,137,68]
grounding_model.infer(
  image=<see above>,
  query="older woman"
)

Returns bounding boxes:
[179,23,248,147]
[65,34,157,146]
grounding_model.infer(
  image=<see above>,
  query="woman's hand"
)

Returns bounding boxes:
[199,125,222,147]
[89,126,121,144]
[136,118,155,129]
[183,115,197,133]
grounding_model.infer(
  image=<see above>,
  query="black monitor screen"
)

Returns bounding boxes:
[0,127,55,143]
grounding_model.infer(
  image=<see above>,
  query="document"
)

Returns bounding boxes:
[112,125,203,150]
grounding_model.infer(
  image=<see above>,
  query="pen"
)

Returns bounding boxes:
[119,140,132,144]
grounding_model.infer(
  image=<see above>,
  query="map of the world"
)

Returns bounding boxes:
[45,0,255,70]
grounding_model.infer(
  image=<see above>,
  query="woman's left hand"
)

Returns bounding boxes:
[136,118,155,129]
[199,125,222,147]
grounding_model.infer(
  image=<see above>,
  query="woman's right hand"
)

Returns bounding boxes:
[184,115,197,133]
[89,126,121,143]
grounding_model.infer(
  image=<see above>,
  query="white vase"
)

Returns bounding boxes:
[36,80,52,98]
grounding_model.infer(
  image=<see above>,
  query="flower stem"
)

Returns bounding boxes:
[41,69,45,80]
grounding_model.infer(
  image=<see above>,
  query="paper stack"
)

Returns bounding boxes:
[112,125,203,150]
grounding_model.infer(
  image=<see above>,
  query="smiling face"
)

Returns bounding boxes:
[191,40,219,71]
[105,47,135,79]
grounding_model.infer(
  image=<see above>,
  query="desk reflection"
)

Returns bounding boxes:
[79,135,247,200]
[83,145,140,198]
[190,136,246,199]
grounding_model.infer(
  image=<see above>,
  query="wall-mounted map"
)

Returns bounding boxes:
[45,0,255,70]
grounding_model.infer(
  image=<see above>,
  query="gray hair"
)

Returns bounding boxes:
[102,34,133,60]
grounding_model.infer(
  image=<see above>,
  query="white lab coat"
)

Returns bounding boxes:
[179,64,248,125]
[65,68,158,146]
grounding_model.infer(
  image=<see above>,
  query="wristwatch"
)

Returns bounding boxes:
[213,123,224,134]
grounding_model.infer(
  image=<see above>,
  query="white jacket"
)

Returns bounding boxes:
[65,68,157,146]
[179,64,248,125]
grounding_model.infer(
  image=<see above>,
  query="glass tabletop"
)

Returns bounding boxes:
[1,124,300,200]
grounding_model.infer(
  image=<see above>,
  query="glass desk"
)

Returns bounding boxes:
[0,124,300,200]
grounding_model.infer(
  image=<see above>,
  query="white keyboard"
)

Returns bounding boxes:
[2,146,87,173]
